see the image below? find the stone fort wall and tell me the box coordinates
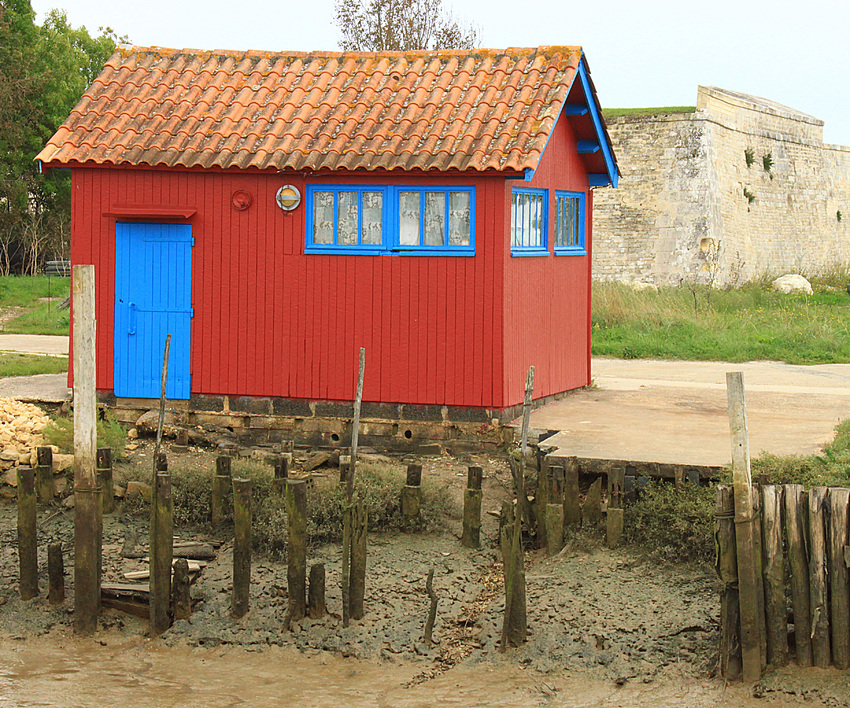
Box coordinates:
[593,86,850,286]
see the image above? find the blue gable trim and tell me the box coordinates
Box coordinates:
[576,57,618,188]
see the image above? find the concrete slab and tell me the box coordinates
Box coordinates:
[0,373,70,403]
[519,359,850,468]
[0,334,68,356]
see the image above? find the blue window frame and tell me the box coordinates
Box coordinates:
[510,187,548,256]
[304,185,475,256]
[554,191,586,255]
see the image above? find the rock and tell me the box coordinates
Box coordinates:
[629,281,658,292]
[53,454,74,472]
[63,495,75,509]
[772,274,813,295]
[303,452,331,471]
[53,476,68,496]
[113,484,126,498]
[135,410,178,436]
[126,480,152,502]
[127,428,138,439]
[2,468,18,486]
[0,449,19,463]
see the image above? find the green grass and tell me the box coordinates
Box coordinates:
[592,280,850,364]
[0,275,70,335]
[602,106,695,119]
[0,353,68,377]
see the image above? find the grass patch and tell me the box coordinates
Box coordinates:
[602,106,695,119]
[0,275,70,335]
[42,414,128,460]
[0,353,67,376]
[592,280,850,364]
[121,459,455,558]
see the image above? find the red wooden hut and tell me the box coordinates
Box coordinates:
[38,45,617,446]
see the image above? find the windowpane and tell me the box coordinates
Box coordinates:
[399,192,420,245]
[337,191,359,245]
[511,195,519,247]
[362,191,383,245]
[449,192,471,245]
[523,194,532,247]
[312,191,334,244]
[424,192,445,246]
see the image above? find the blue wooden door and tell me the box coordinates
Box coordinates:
[114,222,193,399]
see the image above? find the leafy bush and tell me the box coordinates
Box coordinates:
[42,413,128,460]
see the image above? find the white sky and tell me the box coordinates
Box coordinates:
[33,0,850,145]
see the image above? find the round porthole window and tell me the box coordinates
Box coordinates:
[276,185,301,212]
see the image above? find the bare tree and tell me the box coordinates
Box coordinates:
[335,0,479,52]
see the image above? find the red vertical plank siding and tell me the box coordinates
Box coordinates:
[70,161,593,411]
[501,113,592,410]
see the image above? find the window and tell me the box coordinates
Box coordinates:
[305,185,474,256]
[511,188,548,256]
[554,191,586,255]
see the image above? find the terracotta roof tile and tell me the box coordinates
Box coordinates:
[38,45,589,173]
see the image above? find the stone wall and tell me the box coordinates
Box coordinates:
[593,86,850,286]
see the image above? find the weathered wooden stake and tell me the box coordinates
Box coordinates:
[761,485,788,667]
[808,486,830,668]
[73,264,100,635]
[582,477,603,527]
[563,457,581,529]
[461,466,483,549]
[401,464,422,524]
[36,446,53,503]
[534,456,550,549]
[519,365,534,459]
[726,371,762,681]
[349,499,368,620]
[783,484,812,667]
[17,467,38,600]
[828,487,850,669]
[499,500,526,649]
[272,455,289,495]
[607,466,625,509]
[308,563,326,619]
[286,479,308,621]
[545,503,564,555]
[232,478,252,619]
[342,348,365,628]
[716,484,741,680]
[211,455,231,525]
[424,567,438,646]
[606,507,624,548]
[752,490,767,670]
[48,543,64,604]
[97,448,114,515]
[150,468,173,635]
[171,558,192,621]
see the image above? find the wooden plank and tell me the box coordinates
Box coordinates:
[563,457,581,528]
[716,485,741,679]
[725,371,762,681]
[783,484,812,667]
[808,487,831,668]
[761,485,788,667]
[829,487,850,669]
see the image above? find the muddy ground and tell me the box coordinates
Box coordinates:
[0,441,848,706]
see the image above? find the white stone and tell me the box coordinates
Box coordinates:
[772,274,813,295]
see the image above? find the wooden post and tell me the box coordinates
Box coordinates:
[461,466,483,549]
[545,503,564,555]
[582,477,603,528]
[17,467,38,600]
[401,464,422,524]
[761,485,788,667]
[607,466,625,509]
[349,499,368,620]
[232,478,252,619]
[808,487,830,668]
[606,507,624,548]
[783,484,812,667]
[829,487,850,669]
[36,446,53,503]
[424,568,438,646]
[171,558,192,621]
[563,457,581,529]
[508,457,534,535]
[272,455,289,495]
[342,348,365,628]
[286,479,308,621]
[150,469,173,635]
[499,500,526,649]
[97,448,114,515]
[726,371,762,681]
[73,264,100,635]
[48,543,64,604]
[752,489,767,670]
[308,563,327,619]
[716,485,741,680]
[211,455,231,525]
[520,365,534,459]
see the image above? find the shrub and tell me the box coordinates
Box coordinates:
[42,413,128,460]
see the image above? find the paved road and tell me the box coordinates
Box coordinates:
[0,334,68,356]
[525,359,850,467]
